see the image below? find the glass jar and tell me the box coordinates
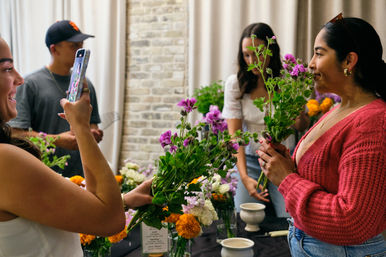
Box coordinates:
[216,208,237,243]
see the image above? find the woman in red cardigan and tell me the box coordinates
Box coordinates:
[257,16,386,256]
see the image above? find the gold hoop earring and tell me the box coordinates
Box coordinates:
[344,68,352,77]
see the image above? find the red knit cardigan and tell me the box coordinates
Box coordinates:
[279,98,386,245]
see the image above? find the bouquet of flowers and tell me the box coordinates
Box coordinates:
[116,160,154,193]
[248,35,314,189]
[164,175,219,257]
[126,99,256,257]
[306,91,341,126]
[28,132,70,170]
[210,169,238,239]
[68,175,128,257]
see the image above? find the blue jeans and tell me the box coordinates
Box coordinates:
[287,219,386,257]
[234,155,289,217]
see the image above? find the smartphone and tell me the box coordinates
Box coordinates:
[67,48,91,102]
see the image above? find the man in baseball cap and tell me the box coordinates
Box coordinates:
[9,20,103,178]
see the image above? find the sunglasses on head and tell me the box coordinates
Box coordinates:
[328,12,343,24]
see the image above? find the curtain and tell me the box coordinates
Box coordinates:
[0,0,126,171]
[188,0,386,95]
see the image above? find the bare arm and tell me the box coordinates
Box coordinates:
[11,127,78,150]
[227,118,269,202]
[0,88,125,236]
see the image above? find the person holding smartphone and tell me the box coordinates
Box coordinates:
[0,36,153,256]
[9,20,103,177]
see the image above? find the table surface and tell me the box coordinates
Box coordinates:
[110,215,291,257]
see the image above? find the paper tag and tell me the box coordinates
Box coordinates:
[141,223,168,254]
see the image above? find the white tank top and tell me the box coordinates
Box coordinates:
[0,217,83,257]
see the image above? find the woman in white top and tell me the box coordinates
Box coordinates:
[223,23,308,216]
[0,37,152,257]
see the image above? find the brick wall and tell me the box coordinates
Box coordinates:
[120,0,188,168]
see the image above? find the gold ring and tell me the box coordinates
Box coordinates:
[82,88,90,93]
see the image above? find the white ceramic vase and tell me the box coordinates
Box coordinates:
[239,203,266,232]
[220,237,254,257]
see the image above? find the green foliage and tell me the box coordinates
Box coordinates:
[127,102,257,232]
[193,81,224,114]
[83,237,111,257]
[249,35,314,143]
[248,35,314,190]
[28,133,70,170]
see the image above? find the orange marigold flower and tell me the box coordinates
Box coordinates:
[164,213,181,223]
[70,175,85,187]
[175,214,201,239]
[212,193,226,201]
[79,233,95,245]
[108,227,128,243]
[320,97,333,113]
[306,100,321,117]
[188,176,201,185]
[115,175,123,185]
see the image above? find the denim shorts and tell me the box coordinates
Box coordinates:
[287,218,386,257]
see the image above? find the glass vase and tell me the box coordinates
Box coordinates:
[168,229,191,257]
[216,208,237,243]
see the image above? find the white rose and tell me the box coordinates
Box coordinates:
[212,174,221,182]
[219,184,230,195]
[212,181,220,192]
[125,162,140,170]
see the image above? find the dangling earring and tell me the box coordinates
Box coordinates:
[344,68,352,77]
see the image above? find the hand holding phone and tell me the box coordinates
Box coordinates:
[67,48,90,102]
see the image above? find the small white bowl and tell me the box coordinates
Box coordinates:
[220,237,254,257]
[239,203,266,232]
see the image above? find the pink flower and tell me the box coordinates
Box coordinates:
[177,98,197,113]
[284,54,296,64]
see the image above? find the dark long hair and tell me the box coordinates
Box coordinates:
[0,121,41,159]
[237,23,282,98]
[323,17,386,101]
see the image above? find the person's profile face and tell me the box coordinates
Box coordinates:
[308,29,344,95]
[54,41,84,68]
[0,38,24,122]
[242,37,270,76]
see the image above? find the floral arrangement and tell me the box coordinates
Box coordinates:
[28,132,70,170]
[68,175,129,257]
[126,98,256,257]
[116,160,154,193]
[306,91,341,126]
[193,80,224,115]
[248,35,314,189]
[210,169,238,239]
[165,176,219,257]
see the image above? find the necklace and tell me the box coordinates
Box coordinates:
[47,67,67,97]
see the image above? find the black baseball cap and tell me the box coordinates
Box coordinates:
[45,20,94,48]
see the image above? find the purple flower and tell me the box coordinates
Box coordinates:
[177,98,197,113]
[290,64,306,77]
[284,54,296,64]
[290,67,299,77]
[183,138,191,147]
[231,143,239,151]
[159,130,172,148]
[283,63,290,70]
[203,105,228,134]
[297,64,306,73]
[315,90,341,103]
[272,36,276,40]
[169,145,178,153]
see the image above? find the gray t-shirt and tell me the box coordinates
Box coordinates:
[9,67,101,177]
